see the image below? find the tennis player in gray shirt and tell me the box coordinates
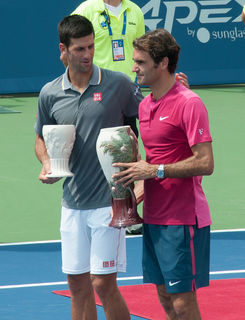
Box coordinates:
[35,15,142,320]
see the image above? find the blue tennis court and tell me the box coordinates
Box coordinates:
[1,230,245,320]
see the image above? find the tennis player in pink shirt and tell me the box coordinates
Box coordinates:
[113,29,214,320]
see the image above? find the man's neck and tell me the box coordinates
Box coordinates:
[68,68,93,93]
[151,74,176,101]
[104,0,122,7]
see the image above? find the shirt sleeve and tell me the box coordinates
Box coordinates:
[34,85,56,137]
[182,97,212,147]
[71,3,86,15]
[136,7,146,38]
[121,75,143,119]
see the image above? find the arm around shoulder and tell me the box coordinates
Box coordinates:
[242,8,245,24]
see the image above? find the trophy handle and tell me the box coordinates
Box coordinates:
[126,185,137,219]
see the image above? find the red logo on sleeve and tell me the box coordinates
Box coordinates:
[93,93,102,101]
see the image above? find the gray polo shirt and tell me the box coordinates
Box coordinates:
[35,65,143,210]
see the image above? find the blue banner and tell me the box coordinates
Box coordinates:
[0,0,244,94]
[139,0,245,85]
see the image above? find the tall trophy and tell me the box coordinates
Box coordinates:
[42,124,76,178]
[96,125,143,228]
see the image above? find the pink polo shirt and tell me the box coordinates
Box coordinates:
[139,82,212,227]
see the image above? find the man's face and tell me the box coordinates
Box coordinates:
[63,34,95,73]
[132,48,161,87]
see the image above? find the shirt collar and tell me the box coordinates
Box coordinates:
[95,0,130,13]
[62,64,101,91]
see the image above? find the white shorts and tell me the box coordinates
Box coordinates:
[60,206,126,275]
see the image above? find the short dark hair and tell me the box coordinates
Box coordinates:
[58,14,94,48]
[133,29,180,74]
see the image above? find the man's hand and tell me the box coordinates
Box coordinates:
[242,9,245,24]
[39,160,61,184]
[35,134,61,184]
[112,160,157,187]
[175,72,190,88]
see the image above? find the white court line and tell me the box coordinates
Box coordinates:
[1,271,245,290]
[1,228,245,247]
[210,270,245,275]
[0,281,68,290]
[0,277,142,290]
[0,228,245,246]
[0,230,244,290]
[211,229,245,233]
[0,240,61,246]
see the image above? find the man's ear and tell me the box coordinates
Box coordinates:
[160,56,169,69]
[59,43,66,54]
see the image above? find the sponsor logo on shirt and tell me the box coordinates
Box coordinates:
[103,260,115,268]
[93,93,102,101]
[199,128,204,135]
[159,116,169,121]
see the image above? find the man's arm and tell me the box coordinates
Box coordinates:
[35,134,60,184]
[242,7,245,24]
[164,141,214,178]
[133,180,144,205]
[112,142,214,185]
[123,116,138,137]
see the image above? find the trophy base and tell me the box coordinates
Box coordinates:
[109,197,143,229]
[109,216,143,228]
[47,159,74,178]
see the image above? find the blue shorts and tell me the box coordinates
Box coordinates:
[142,224,210,294]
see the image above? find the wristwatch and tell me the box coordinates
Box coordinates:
[156,164,165,179]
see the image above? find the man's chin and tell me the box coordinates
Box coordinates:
[136,77,144,85]
[138,80,148,86]
[80,65,92,73]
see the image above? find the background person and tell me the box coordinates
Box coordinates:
[112,29,214,320]
[61,0,145,82]
[35,14,143,320]
[61,0,190,86]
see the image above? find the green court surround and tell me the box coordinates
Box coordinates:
[0,86,244,243]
